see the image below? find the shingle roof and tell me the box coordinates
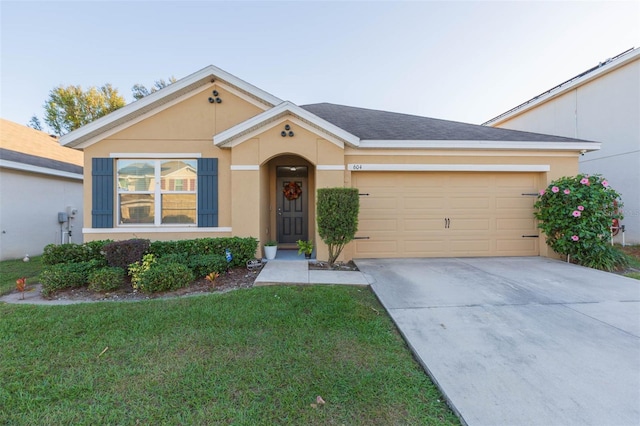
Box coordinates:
[0,119,84,168]
[300,103,592,143]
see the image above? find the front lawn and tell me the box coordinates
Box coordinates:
[0,255,42,296]
[0,286,459,425]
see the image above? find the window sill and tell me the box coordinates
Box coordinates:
[83,227,232,234]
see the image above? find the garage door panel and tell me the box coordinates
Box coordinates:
[353,172,539,258]
[449,197,491,209]
[497,218,537,231]
[405,218,446,231]
[496,239,538,254]
[360,219,397,231]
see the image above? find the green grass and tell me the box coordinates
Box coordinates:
[0,286,459,425]
[0,255,43,296]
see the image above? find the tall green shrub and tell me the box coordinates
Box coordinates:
[317,188,360,265]
[534,173,625,270]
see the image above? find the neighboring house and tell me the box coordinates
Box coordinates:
[59,66,598,261]
[483,47,640,244]
[0,119,84,260]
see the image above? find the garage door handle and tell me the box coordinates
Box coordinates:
[522,235,539,238]
[444,218,450,229]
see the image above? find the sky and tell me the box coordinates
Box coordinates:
[1,0,638,132]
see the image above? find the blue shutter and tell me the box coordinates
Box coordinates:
[198,158,218,227]
[92,158,114,228]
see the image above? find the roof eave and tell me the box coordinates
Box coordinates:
[60,65,284,149]
[483,47,640,126]
[214,101,361,148]
[358,140,601,152]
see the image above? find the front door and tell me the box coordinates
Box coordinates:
[277,173,307,244]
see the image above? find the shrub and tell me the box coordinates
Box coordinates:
[317,188,360,265]
[149,237,258,268]
[39,261,99,297]
[534,174,625,271]
[137,263,194,293]
[188,254,228,278]
[104,239,150,269]
[129,253,157,291]
[42,241,110,265]
[158,252,190,266]
[88,267,125,292]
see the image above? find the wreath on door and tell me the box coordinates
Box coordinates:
[283,181,302,201]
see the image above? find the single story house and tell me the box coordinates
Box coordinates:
[59,66,599,261]
[0,119,84,260]
[483,47,639,244]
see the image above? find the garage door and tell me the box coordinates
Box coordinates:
[352,172,540,258]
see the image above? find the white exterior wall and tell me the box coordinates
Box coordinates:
[491,56,640,244]
[0,169,84,260]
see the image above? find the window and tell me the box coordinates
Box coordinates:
[117,159,197,225]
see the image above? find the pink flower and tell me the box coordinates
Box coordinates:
[572,210,581,217]
[563,189,570,195]
[571,235,579,241]
[580,178,590,185]
[539,189,546,196]
[577,205,584,211]
[551,186,560,193]
[602,180,609,187]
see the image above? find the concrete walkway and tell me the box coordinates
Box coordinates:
[254,260,369,286]
[356,257,640,426]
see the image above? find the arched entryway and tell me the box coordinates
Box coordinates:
[265,155,315,249]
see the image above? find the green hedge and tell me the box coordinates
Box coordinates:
[42,241,111,265]
[137,263,194,293]
[149,237,258,268]
[88,267,125,292]
[40,260,102,297]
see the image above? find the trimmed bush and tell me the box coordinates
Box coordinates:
[88,267,125,292]
[158,252,190,266]
[317,188,360,265]
[39,261,99,297]
[104,239,150,269]
[42,241,111,265]
[149,237,258,268]
[188,254,228,278]
[137,263,194,293]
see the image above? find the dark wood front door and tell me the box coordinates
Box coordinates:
[277,177,307,244]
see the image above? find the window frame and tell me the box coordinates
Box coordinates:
[116,158,198,227]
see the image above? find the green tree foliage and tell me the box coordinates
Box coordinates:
[317,188,360,266]
[42,84,126,136]
[131,76,177,100]
[27,115,43,131]
[534,174,626,270]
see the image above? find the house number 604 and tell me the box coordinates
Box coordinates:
[352,164,363,170]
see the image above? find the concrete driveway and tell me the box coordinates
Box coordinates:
[355,257,640,426]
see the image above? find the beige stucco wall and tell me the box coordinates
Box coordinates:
[79,78,583,261]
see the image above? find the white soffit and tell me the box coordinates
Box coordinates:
[347,163,551,172]
[358,139,601,152]
[214,101,360,148]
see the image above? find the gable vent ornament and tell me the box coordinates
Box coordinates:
[208,89,222,104]
[281,124,294,137]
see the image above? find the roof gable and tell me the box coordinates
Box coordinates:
[59,65,283,149]
[214,101,360,148]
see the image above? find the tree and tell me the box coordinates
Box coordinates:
[131,76,177,100]
[534,173,627,271]
[27,115,43,131]
[316,188,360,266]
[42,84,126,136]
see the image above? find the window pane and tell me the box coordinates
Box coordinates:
[161,160,197,192]
[120,194,154,224]
[162,194,196,224]
[118,160,155,192]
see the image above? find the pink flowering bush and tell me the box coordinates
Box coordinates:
[534,174,627,270]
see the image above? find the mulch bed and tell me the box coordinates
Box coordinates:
[48,260,360,302]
